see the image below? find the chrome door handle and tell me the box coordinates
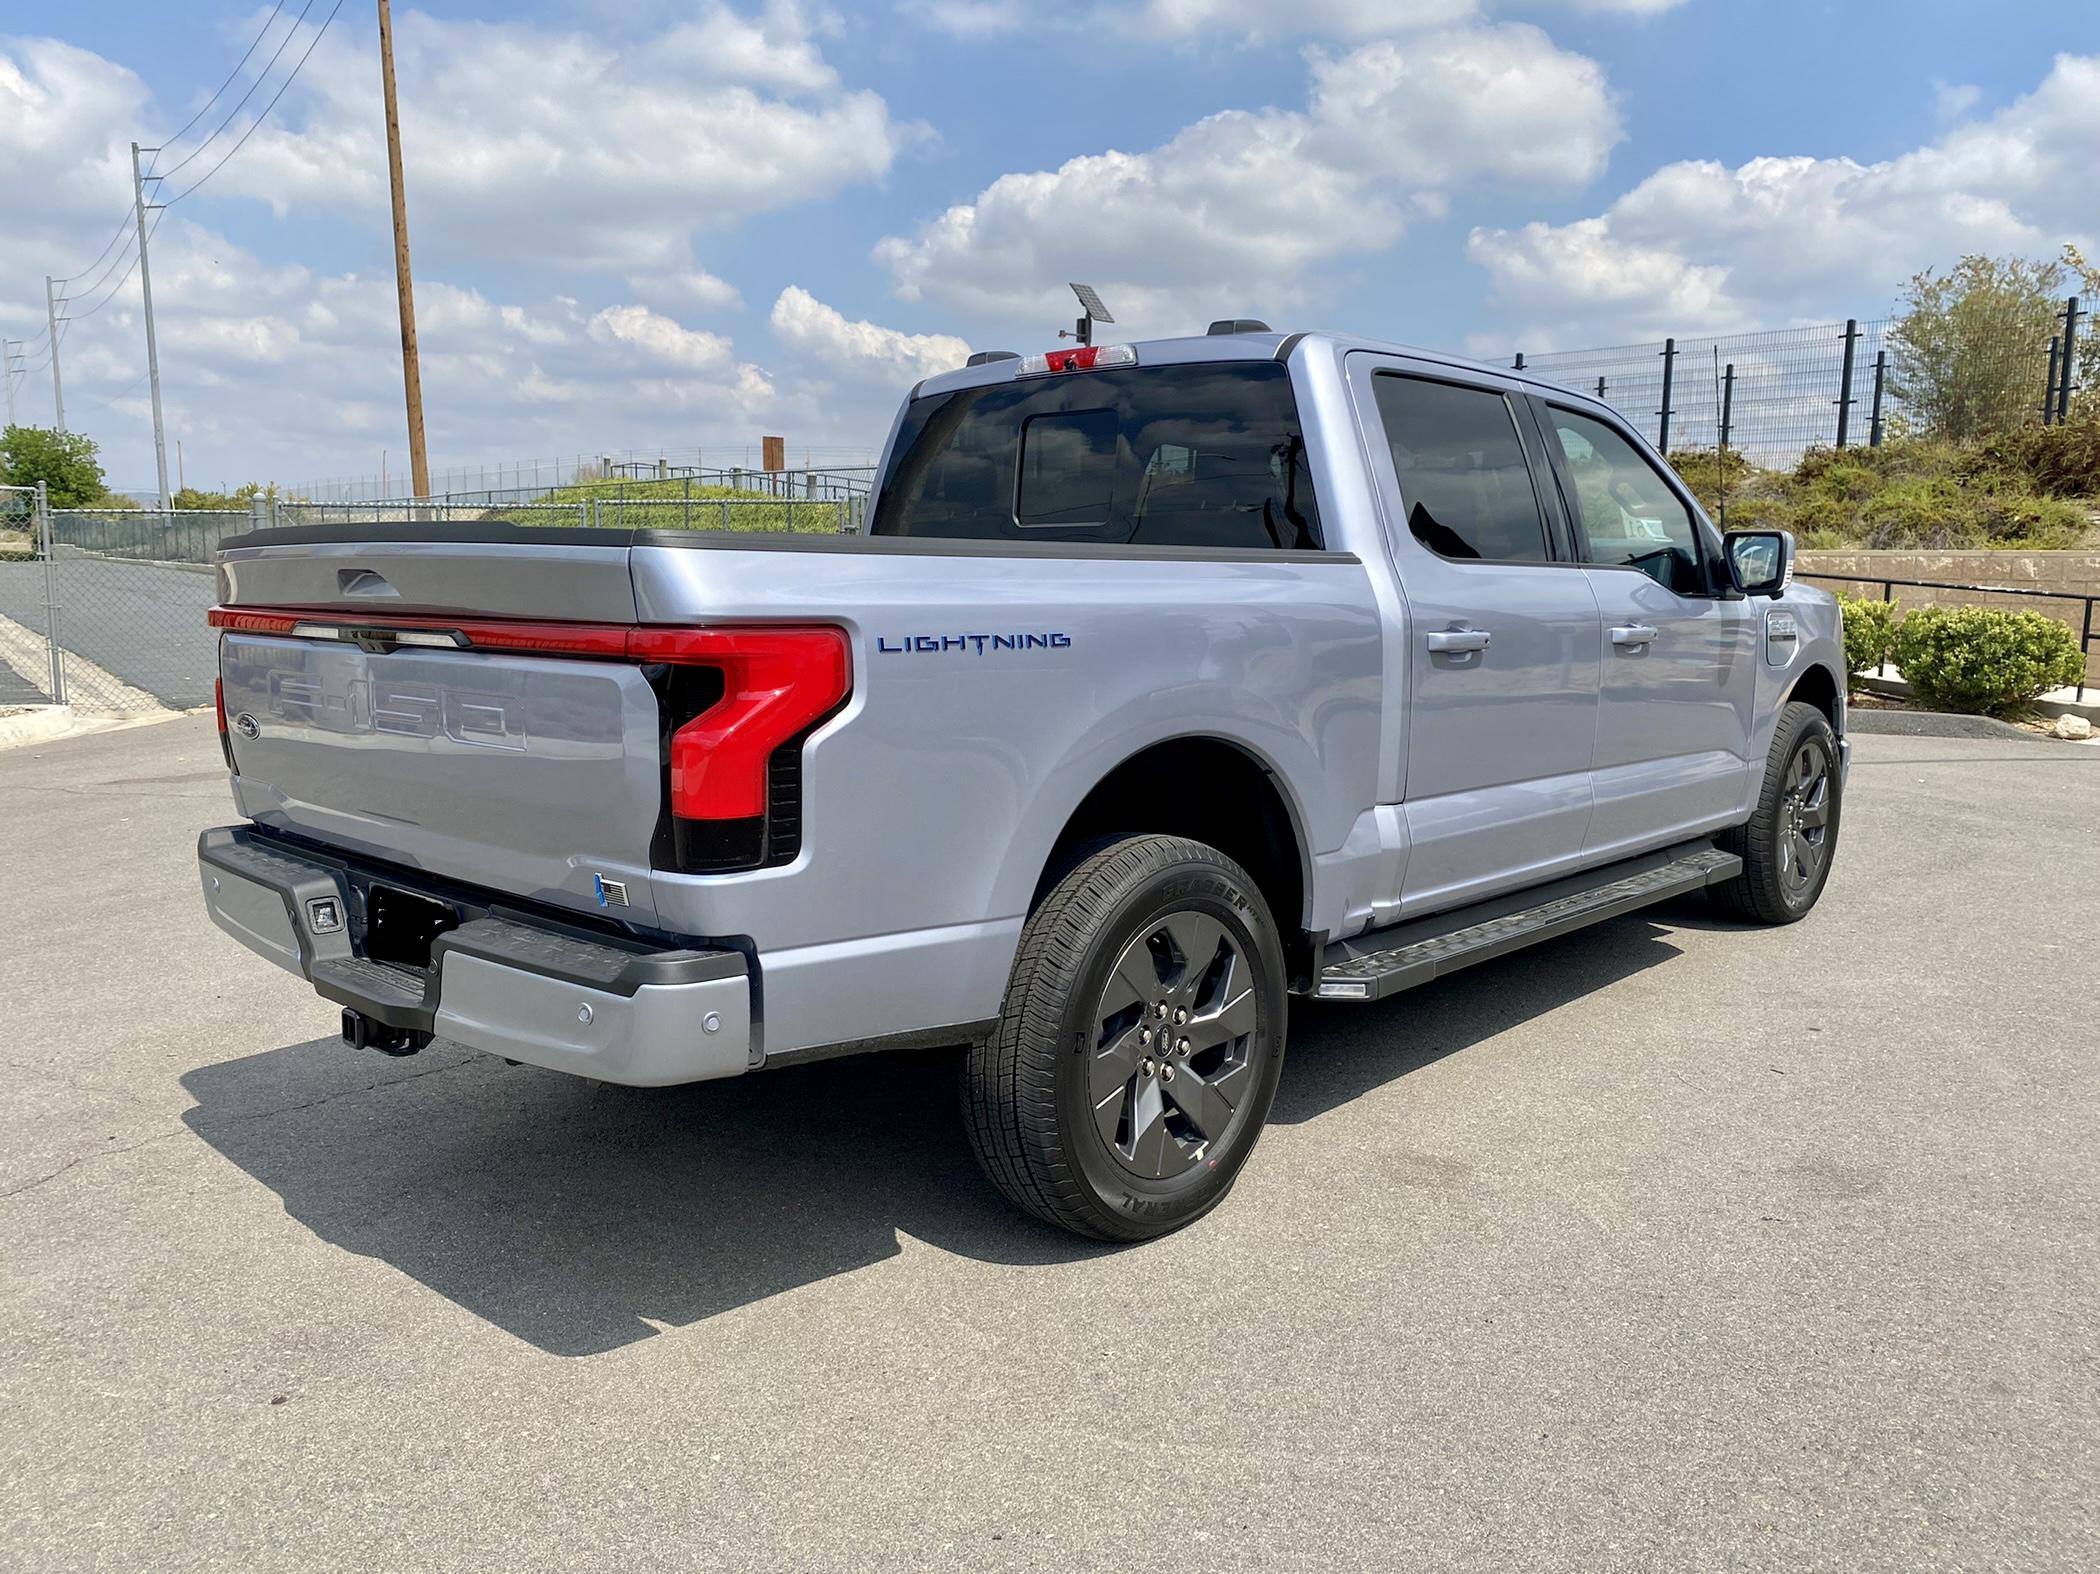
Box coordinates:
[1610,624,1659,648]
[1425,628,1492,654]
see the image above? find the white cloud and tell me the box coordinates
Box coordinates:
[902,0,1684,42]
[875,24,1619,336]
[629,271,746,313]
[188,5,916,277]
[1933,79,1981,121]
[587,304,736,372]
[0,23,893,492]
[897,0,1029,36]
[1119,0,1476,39]
[1466,51,2100,344]
[769,286,971,379]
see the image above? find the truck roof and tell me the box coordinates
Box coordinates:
[911,329,1565,405]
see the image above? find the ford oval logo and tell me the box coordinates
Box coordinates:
[232,712,262,740]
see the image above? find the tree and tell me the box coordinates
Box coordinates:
[0,425,109,506]
[1888,248,2100,442]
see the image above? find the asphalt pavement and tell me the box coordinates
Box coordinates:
[2,715,2094,1571]
[0,556,217,708]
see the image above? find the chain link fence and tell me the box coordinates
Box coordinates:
[291,450,879,504]
[0,483,867,719]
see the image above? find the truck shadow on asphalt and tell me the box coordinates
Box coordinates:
[178,911,1699,1358]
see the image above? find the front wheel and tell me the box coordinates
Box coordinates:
[1711,700,1842,924]
[963,835,1288,1241]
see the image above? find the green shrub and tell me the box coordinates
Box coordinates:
[1892,604,2087,715]
[1970,409,2100,498]
[1835,592,1900,681]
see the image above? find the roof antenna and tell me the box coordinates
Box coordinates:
[1059,283,1115,348]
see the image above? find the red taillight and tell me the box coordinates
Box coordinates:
[658,627,850,821]
[208,608,303,636]
[213,676,236,770]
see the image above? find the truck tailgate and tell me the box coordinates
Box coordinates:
[215,536,666,925]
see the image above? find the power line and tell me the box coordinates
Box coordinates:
[161,0,348,208]
[52,0,294,285]
[149,0,292,172]
[151,0,320,184]
[58,222,139,305]
[55,213,135,288]
[57,214,162,325]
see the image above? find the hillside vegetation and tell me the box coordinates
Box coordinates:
[1669,411,2100,551]
[482,475,855,534]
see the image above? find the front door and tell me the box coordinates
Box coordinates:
[1352,358,1602,916]
[1530,400,1758,855]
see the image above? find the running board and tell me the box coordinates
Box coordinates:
[1314,845,1741,1002]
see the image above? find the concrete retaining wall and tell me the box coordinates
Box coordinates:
[1796,550,2100,685]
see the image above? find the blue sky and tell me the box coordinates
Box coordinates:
[3,1,2096,495]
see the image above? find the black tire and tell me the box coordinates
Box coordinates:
[964,835,1288,1241]
[1711,700,1842,924]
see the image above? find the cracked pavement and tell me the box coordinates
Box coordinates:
[2,713,2096,1572]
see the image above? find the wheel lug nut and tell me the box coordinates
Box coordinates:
[1161,1064,1176,1082]
[1138,1028,1151,1046]
[1173,1008,1187,1025]
[1140,1058,1155,1078]
[1177,1038,1189,1056]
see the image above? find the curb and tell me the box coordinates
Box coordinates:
[0,705,77,750]
[1856,670,2100,726]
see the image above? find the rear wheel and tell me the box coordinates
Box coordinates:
[964,834,1287,1241]
[1711,700,1841,924]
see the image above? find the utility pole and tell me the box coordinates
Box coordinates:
[377,0,430,500]
[3,339,19,427]
[44,277,66,432]
[131,142,173,514]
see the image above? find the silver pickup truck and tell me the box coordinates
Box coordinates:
[199,328,1847,1240]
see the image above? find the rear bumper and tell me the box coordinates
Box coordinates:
[197,826,753,1086]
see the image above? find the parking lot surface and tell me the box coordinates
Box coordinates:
[0,557,218,708]
[2,715,2094,1572]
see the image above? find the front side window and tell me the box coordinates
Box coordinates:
[1372,375,1550,563]
[872,361,1321,550]
[1547,408,1704,593]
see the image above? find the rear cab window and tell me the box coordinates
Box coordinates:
[1371,374,1553,563]
[871,361,1323,550]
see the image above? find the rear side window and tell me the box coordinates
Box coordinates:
[1372,374,1550,563]
[872,361,1322,550]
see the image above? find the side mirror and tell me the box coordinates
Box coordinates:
[1724,529,1792,598]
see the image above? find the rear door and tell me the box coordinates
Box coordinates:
[1529,399,1758,855]
[1350,357,1601,914]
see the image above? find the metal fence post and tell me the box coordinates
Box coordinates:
[721,497,731,531]
[2043,335,2061,426]
[1512,352,1525,371]
[1834,318,1859,448]
[1719,363,1735,454]
[2057,296,2082,423]
[1656,338,1676,452]
[1869,350,1888,448]
[36,481,64,705]
[1595,375,1607,402]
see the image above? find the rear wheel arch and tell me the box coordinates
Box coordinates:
[1034,736,1315,986]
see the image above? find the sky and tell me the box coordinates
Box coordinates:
[2,0,2096,496]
